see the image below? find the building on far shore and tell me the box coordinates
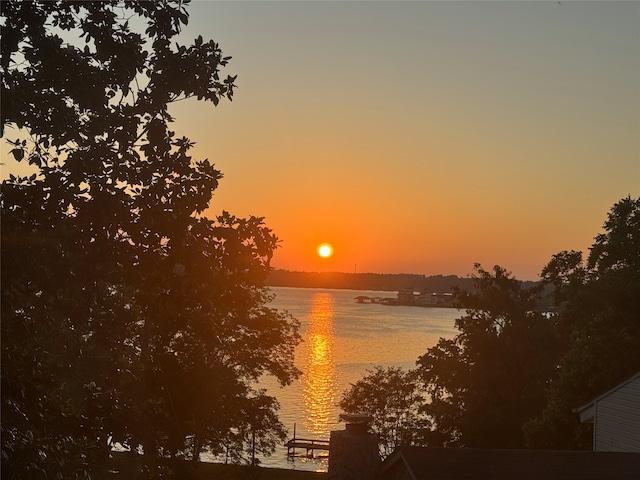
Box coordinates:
[354,289,455,308]
[414,290,455,307]
[374,288,456,308]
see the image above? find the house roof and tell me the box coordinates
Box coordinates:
[377,446,640,480]
[574,371,640,423]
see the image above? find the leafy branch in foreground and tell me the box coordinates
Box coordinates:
[1,2,299,478]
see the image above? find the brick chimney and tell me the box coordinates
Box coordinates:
[328,414,381,480]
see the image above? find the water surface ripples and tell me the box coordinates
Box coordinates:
[258,287,460,471]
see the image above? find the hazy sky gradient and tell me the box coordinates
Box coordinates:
[5,1,637,280]
[167,0,640,280]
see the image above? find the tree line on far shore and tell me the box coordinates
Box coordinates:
[341,196,640,457]
[266,270,477,293]
[266,270,547,294]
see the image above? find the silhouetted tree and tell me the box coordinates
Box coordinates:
[341,198,640,453]
[1,1,300,478]
[416,265,561,448]
[340,366,430,458]
[525,196,640,448]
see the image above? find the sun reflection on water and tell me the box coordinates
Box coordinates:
[303,293,336,437]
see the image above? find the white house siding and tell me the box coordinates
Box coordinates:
[594,376,640,452]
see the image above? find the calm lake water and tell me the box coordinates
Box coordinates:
[256,286,461,472]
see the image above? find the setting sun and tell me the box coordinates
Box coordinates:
[317,243,333,258]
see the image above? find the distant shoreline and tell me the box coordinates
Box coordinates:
[265,269,477,293]
[266,270,553,310]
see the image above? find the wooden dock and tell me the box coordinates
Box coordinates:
[285,437,330,459]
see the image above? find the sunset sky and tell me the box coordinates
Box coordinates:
[6,1,640,281]
[168,0,640,280]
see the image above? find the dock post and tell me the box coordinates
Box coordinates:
[292,423,296,457]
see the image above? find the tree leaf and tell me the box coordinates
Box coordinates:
[10,148,24,162]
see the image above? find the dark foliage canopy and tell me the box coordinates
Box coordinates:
[1,1,300,478]
[341,196,640,452]
[526,196,640,448]
[416,265,561,448]
[339,366,430,458]
[340,266,560,451]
